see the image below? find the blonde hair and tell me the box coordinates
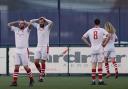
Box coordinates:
[104,22,116,34]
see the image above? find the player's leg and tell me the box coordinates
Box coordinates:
[22,49,34,86]
[34,48,41,73]
[10,52,21,86]
[91,54,97,85]
[111,57,118,79]
[10,65,20,86]
[109,51,118,79]
[105,57,111,78]
[39,46,48,82]
[24,65,34,86]
[39,60,46,82]
[104,51,110,78]
[41,60,46,76]
[34,59,41,72]
[97,54,105,85]
[91,62,97,85]
[98,62,104,84]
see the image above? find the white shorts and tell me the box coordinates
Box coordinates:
[91,53,104,63]
[14,48,29,66]
[104,51,116,60]
[34,46,49,60]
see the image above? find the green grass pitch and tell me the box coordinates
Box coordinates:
[0,76,128,89]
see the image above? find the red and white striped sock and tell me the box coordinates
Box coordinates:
[26,68,33,80]
[98,68,103,81]
[112,60,118,73]
[92,69,96,81]
[39,62,45,79]
[13,69,19,82]
[105,62,110,74]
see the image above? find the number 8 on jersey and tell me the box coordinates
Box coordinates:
[93,31,98,39]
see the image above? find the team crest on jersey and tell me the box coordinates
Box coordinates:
[16,31,24,37]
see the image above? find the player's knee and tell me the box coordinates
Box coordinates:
[15,65,19,70]
[111,58,116,62]
[104,60,108,63]
[41,60,46,64]
[34,59,39,64]
[14,67,19,71]
[98,64,102,68]
[24,65,29,69]
[92,64,96,69]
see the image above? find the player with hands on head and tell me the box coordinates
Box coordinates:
[30,17,53,82]
[8,19,34,87]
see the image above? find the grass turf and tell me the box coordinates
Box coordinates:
[0,76,128,89]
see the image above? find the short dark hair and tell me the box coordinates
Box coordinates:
[94,19,100,25]
[39,18,46,23]
[39,17,44,20]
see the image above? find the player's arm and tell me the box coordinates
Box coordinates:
[41,17,53,29]
[82,36,91,47]
[82,31,91,47]
[102,29,110,47]
[24,21,32,29]
[30,19,39,23]
[30,19,39,28]
[102,34,111,47]
[115,38,118,42]
[8,21,19,28]
[115,34,118,42]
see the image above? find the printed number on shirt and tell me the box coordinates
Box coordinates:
[93,31,98,39]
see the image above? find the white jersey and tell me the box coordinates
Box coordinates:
[83,27,108,54]
[32,23,51,47]
[104,33,117,51]
[11,26,30,48]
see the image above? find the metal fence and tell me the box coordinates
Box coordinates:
[0,0,128,47]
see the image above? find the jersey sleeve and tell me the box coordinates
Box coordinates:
[11,26,19,32]
[47,23,53,30]
[115,34,118,39]
[24,27,31,33]
[32,23,38,28]
[83,30,89,38]
[44,18,53,30]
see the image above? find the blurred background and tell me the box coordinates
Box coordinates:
[0,0,128,47]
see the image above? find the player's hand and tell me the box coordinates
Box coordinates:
[24,20,27,23]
